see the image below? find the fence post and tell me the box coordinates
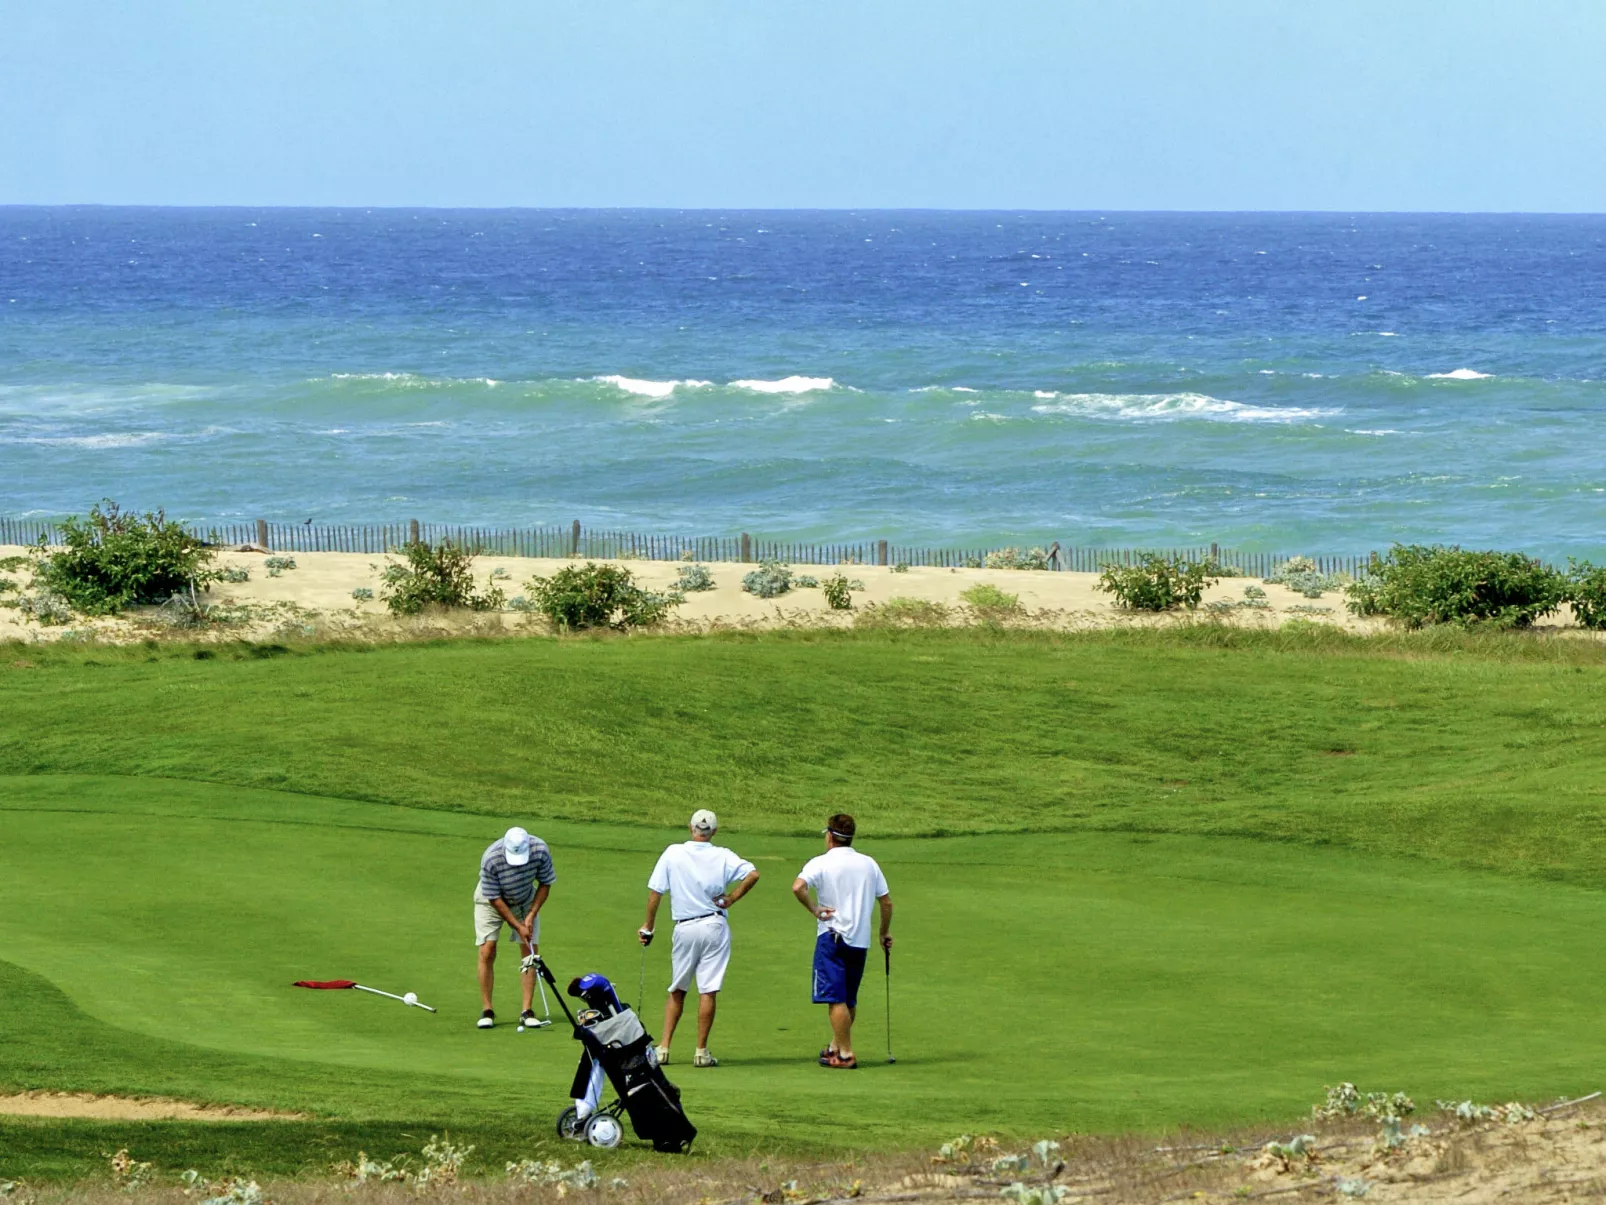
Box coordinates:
[740,533,752,563]
[877,539,889,567]
[255,518,269,550]
[571,520,581,557]
[407,518,420,545]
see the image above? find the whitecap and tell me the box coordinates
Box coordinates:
[1425,368,1492,380]
[591,375,712,398]
[728,376,835,394]
[1033,390,1058,399]
[1029,392,1337,424]
[1350,428,1402,436]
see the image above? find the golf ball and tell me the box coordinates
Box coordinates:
[402,992,418,1006]
[516,1025,525,1033]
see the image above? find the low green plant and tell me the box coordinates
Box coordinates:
[0,579,16,595]
[675,563,716,592]
[1098,554,1217,611]
[1347,545,1565,628]
[0,555,31,572]
[1265,556,1348,598]
[960,583,1022,614]
[892,562,910,573]
[379,542,505,615]
[1312,1082,1415,1122]
[855,597,950,628]
[822,573,856,610]
[984,547,1052,571]
[17,590,73,625]
[219,566,251,584]
[794,575,820,589]
[505,1158,601,1189]
[525,562,682,631]
[1566,559,1606,629]
[30,501,218,616]
[742,560,793,599]
[263,556,297,578]
[350,587,374,602]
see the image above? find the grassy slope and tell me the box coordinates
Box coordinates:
[3,628,1606,881]
[4,628,1606,1178]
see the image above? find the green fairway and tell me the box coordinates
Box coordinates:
[3,629,1606,1177]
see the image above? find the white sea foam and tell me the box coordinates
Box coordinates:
[1425,368,1493,380]
[1350,428,1402,436]
[1033,390,1057,399]
[592,375,712,398]
[1029,392,1337,424]
[728,376,836,394]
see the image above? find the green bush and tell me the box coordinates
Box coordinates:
[1264,555,1348,599]
[675,563,715,592]
[1567,560,1606,630]
[31,501,218,616]
[855,597,950,628]
[220,566,251,584]
[1097,554,1217,612]
[821,573,856,610]
[984,547,1052,571]
[741,560,793,599]
[525,562,682,631]
[379,541,505,616]
[1345,544,1565,629]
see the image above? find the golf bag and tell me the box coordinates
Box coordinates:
[531,959,697,1153]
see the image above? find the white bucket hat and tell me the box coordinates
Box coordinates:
[503,825,533,866]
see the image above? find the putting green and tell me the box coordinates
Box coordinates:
[3,773,1605,1156]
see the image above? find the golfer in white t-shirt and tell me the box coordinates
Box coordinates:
[792,812,892,1070]
[638,809,760,1068]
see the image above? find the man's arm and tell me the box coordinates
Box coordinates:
[491,896,530,943]
[792,876,834,920]
[525,882,550,923]
[878,892,894,950]
[716,869,760,910]
[640,890,663,944]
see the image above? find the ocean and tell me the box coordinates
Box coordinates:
[3,207,1604,557]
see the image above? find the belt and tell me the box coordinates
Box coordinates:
[676,912,724,924]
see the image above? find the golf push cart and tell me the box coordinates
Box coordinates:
[524,954,696,1153]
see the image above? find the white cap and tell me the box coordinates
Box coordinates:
[503,826,533,866]
[689,809,718,835]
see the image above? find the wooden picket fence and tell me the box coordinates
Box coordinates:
[0,514,1378,577]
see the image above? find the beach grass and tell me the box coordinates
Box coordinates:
[3,626,1606,1179]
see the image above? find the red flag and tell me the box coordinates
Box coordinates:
[294,980,357,989]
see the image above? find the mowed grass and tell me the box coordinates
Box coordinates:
[3,627,1606,1177]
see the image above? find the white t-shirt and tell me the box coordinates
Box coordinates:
[647,841,757,922]
[797,846,890,949]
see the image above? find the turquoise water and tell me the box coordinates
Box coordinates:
[3,208,1604,556]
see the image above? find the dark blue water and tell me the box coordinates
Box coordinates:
[3,207,1605,555]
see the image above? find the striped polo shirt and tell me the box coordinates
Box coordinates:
[474,837,556,909]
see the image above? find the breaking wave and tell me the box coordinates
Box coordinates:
[1029,392,1338,424]
[1425,368,1493,380]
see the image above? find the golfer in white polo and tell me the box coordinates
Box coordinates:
[638,809,760,1067]
[792,812,892,1070]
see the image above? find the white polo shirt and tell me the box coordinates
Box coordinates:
[647,840,757,922]
[797,845,889,949]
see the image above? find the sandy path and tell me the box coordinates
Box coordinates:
[0,1090,298,1120]
[5,544,1579,644]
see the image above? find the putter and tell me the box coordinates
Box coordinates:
[520,937,554,1028]
[884,946,895,1063]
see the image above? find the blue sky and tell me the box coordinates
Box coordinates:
[3,0,1604,210]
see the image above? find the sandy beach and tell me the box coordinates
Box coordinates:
[0,543,1433,644]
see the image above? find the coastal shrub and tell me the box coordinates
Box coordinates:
[855,597,950,628]
[263,555,297,578]
[1566,559,1606,629]
[1097,554,1218,611]
[960,583,1024,623]
[1265,555,1347,598]
[892,562,910,573]
[18,590,73,625]
[742,559,793,599]
[794,575,820,589]
[674,563,716,592]
[30,501,218,616]
[0,555,30,572]
[821,572,856,610]
[984,546,1052,571]
[350,587,374,602]
[379,541,505,615]
[1346,544,1565,628]
[525,562,682,631]
[219,565,251,584]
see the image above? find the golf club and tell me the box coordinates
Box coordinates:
[293,979,437,1013]
[884,945,895,1063]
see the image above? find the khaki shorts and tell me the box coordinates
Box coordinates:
[474,899,539,947]
[669,914,731,994]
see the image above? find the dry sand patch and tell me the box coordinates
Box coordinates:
[0,1090,299,1121]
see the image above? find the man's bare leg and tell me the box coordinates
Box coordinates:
[477,941,497,1012]
[696,992,718,1049]
[829,1002,855,1061]
[661,989,687,1054]
[521,941,537,1014]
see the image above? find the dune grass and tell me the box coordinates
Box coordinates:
[3,626,1606,1179]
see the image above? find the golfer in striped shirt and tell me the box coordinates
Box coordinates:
[474,826,556,1030]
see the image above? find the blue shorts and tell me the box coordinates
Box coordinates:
[811,932,869,1007]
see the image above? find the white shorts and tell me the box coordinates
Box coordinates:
[668,914,731,994]
[474,899,539,947]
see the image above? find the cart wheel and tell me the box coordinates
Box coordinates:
[556,1106,585,1141]
[585,1113,623,1149]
